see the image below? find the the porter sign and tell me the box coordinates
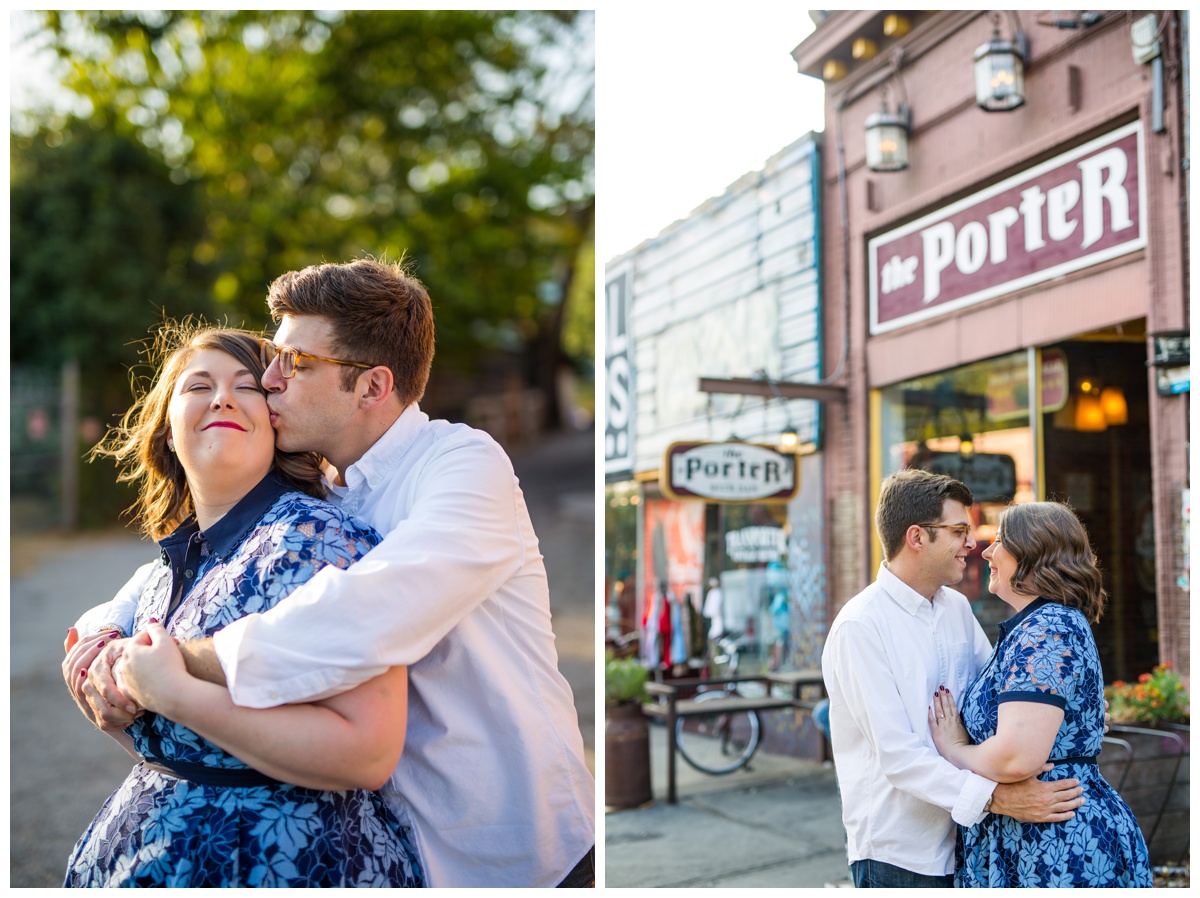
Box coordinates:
[869,122,1145,334]
[662,441,799,503]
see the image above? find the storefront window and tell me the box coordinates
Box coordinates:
[878,350,1038,631]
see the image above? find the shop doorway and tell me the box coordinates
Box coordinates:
[704,502,790,671]
[1042,331,1158,683]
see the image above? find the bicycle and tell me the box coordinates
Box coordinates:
[673,632,762,774]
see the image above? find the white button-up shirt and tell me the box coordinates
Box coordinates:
[821,563,995,876]
[80,405,594,888]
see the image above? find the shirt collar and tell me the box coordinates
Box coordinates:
[877,562,939,615]
[159,468,291,558]
[340,403,426,494]
[996,596,1053,640]
[158,516,200,553]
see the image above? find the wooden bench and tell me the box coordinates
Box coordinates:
[644,670,826,804]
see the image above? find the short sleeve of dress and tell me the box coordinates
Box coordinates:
[995,607,1088,710]
[162,495,383,639]
[253,499,382,613]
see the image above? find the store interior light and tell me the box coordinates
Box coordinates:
[1100,386,1128,425]
[1074,393,1108,431]
[974,13,1028,112]
[1053,374,1128,432]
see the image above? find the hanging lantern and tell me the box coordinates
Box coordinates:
[865,103,911,172]
[974,25,1027,112]
[778,425,800,454]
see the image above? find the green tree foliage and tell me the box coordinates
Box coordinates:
[18,9,594,420]
[10,120,215,406]
[10,122,219,527]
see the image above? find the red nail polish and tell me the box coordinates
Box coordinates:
[97,640,106,649]
[80,669,87,677]
[149,617,158,624]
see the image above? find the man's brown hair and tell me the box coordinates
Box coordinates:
[875,469,974,561]
[266,257,435,406]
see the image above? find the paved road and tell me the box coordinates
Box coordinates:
[9,426,597,887]
[511,426,597,773]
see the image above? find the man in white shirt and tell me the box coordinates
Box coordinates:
[822,469,1085,888]
[66,258,595,887]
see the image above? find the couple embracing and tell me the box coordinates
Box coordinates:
[62,258,595,887]
[823,469,1152,888]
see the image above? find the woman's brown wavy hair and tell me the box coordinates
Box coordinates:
[997,501,1107,623]
[90,321,326,541]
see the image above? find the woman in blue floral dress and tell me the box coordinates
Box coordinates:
[62,325,424,887]
[929,501,1151,887]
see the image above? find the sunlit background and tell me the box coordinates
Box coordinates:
[10,10,595,529]
[596,5,823,262]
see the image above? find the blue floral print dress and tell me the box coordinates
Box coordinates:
[955,598,1151,887]
[65,472,424,887]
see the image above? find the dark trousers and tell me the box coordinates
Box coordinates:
[851,859,954,888]
[557,846,595,887]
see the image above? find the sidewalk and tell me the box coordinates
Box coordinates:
[603,722,852,888]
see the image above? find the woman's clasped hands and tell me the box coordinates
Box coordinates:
[112,622,186,717]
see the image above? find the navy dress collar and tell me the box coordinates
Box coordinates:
[159,469,292,554]
[157,470,295,615]
[996,596,1054,641]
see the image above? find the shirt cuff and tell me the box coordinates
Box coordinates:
[213,614,262,706]
[952,771,997,826]
[75,609,131,637]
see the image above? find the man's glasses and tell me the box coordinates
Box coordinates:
[259,339,373,380]
[921,523,973,541]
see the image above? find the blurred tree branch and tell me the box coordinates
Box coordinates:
[16,10,594,421]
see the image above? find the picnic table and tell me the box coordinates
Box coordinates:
[643,670,827,804]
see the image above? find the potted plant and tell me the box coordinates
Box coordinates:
[605,650,653,808]
[1106,662,1190,727]
[1103,663,1190,866]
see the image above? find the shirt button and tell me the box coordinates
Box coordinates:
[184,569,194,579]
[268,690,279,700]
